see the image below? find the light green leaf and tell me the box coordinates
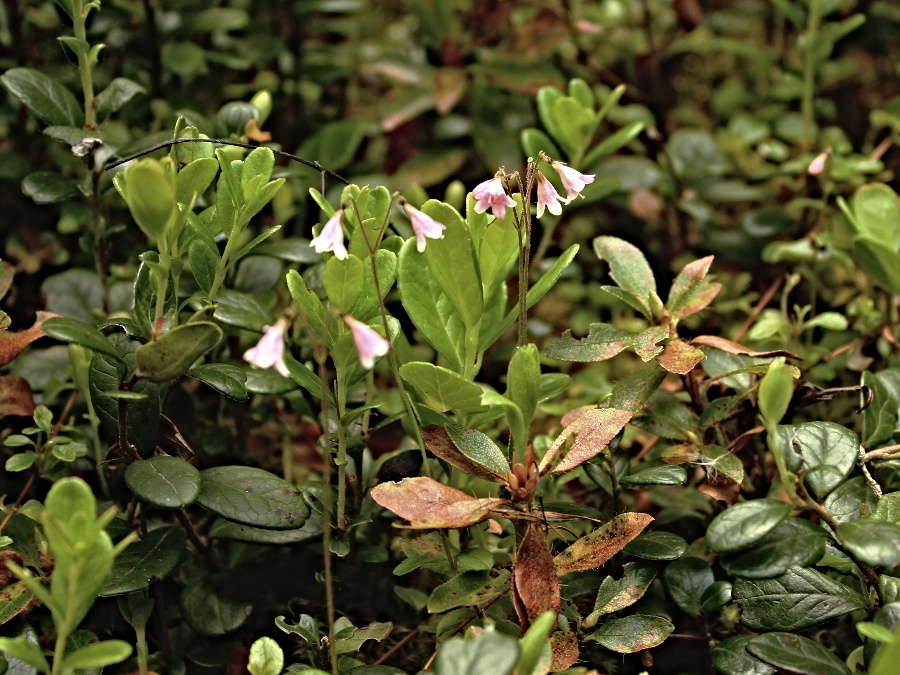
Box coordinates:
[400,362,485,413]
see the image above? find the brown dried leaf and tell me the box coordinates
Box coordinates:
[514,524,560,624]
[690,335,801,360]
[667,256,721,318]
[550,631,579,671]
[658,339,705,375]
[0,311,56,366]
[420,424,506,482]
[371,477,507,529]
[0,376,36,418]
[539,408,633,475]
[554,513,654,576]
[698,479,741,505]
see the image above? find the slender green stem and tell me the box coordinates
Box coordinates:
[71,0,96,129]
[206,214,240,302]
[335,367,348,528]
[801,0,823,149]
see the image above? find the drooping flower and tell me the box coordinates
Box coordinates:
[535,171,566,218]
[472,177,516,220]
[344,315,390,369]
[309,210,348,260]
[243,317,290,377]
[807,150,829,176]
[403,204,446,252]
[552,161,595,201]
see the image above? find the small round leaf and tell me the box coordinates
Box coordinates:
[125,456,201,508]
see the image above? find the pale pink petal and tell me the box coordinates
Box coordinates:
[808,152,828,176]
[309,210,347,260]
[472,177,515,220]
[243,318,289,374]
[535,171,565,218]
[552,162,595,200]
[403,204,446,252]
[344,316,390,369]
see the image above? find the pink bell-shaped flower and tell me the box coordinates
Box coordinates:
[309,209,348,260]
[472,177,516,220]
[403,204,446,252]
[551,161,595,201]
[344,315,390,369]
[535,171,566,218]
[243,317,291,377]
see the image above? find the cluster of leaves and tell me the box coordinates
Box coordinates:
[3,1,900,675]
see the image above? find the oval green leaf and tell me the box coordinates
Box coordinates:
[706,499,792,554]
[101,526,187,596]
[196,466,309,529]
[135,321,223,382]
[125,456,201,509]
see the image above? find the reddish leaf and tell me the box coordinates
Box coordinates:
[667,256,721,318]
[0,311,56,366]
[554,513,654,575]
[658,339,705,375]
[690,335,800,360]
[545,324,634,362]
[550,631,580,671]
[0,376,36,418]
[539,408,632,475]
[371,477,507,529]
[633,325,669,362]
[514,523,560,624]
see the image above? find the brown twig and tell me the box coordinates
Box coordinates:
[735,275,784,342]
[374,628,419,665]
[0,472,37,534]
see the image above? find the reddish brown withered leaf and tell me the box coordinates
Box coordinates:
[514,523,560,624]
[554,513,654,576]
[0,311,56,366]
[667,255,721,318]
[539,408,632,475]
[0,376,36,418]
[658,339,705,375]
[632,325,669,362]
[420,424,508,482]
[690,335,800,360]
[550,630,580,671]
[371,477,507,529]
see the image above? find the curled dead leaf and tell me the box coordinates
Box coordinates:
[370,477,507,529]
[0,376,36,418]
[539,408,632,475]
[690,335,800,360]
[0,311,57,366]
[554,513,654,576]
[514,523,560,624]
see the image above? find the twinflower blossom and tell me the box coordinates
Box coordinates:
[535,171,566,218]
[403,204,446,252]
[344,315,390,369]
[807,150,830,176]
[309,210,348,260]
[243,317,291,377]
[472,177,516,220]
[552,161,595,201]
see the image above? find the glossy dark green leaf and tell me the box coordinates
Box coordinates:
[608,365,666,413]
[836,519,900,568]
[706,499,792,554]
[188,363,248,401]
[825,476,879,524]
[101,526,186,596]
[21,171,79,204]
[94,77,145,121]
[586,615,674,653]
[1,67,81,126]
[711,635,776,675]
[791,422,859,496]
[746,632,851,675]
[721,517,827,579]
[197,466,309,528]
[621,464,687,486]
[244,367,296,395]
[700,580,732,611]
[42,317,122,361]
[125,456,201,508]
[623,531,688,560]
[400,362,484,413]
[208,511,323,544]
[664,557,715,615]
[732,566,865,631]
[89,334,161,456]
[214,289,273,331]
[180,575,248,636]
[135,321,223,382]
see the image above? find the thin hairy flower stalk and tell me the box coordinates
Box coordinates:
[315,353,338,675]
[509,161,536,347]
[334,376,349,528]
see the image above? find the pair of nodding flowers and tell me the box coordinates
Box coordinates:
[246,160,594,373]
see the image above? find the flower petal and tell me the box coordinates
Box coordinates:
[344,315,390,369]
[309,210,347,260]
